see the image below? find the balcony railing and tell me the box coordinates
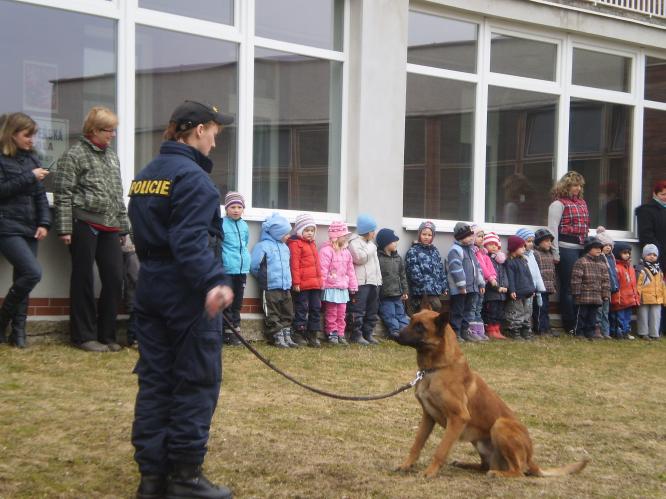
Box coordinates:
[582,0,665,19]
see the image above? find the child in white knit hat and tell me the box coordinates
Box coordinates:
[287,213,323,347]
[636,244,665,340]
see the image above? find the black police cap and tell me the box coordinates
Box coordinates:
[170,100,234,131]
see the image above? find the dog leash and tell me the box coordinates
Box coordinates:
[222,313,422,401]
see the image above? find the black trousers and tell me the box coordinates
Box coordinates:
[349,284,379,336]
[69,220,123,345]
[574,304,600,338]
[292,288,322,332]
[225,274,247,330]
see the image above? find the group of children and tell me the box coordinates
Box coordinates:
[219,191,665,347]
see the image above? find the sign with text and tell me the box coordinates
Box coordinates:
[33,117,69,170]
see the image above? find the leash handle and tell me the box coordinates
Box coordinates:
[221,312,416,402]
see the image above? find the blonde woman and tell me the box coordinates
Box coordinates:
[0,112,50,348]
[54,106,130,352]
[547,171,590,334]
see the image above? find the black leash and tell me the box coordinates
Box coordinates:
[221,313,421,401]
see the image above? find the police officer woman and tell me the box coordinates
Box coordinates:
[129,101,234,499]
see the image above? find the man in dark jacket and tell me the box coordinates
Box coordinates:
[636,180,666,334]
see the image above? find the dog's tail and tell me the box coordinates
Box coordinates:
[530,458,590,477]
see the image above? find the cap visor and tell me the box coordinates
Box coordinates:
[213,111,234,126]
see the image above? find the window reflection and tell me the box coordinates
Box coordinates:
[569,99,631,230]
[641,108,666,203]
[0,1,116,192]
[572,48,630,92]
[645,56,666,103]
[485,87,557,225]
[403,74,475,220]
[139,0,233,25]
[135,26,238,193]
[252,48,342,212]
[490,34,556,81]
[407,11,477,73]
[255,0,344,51]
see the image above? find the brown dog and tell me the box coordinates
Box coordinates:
[396,309,589,478]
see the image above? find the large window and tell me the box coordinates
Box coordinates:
[403,74,475,220]
[486,87,557,225]
[0,0,116,189]
[252,48,342,212]
[569,100,631,230]
[252,0,344,213]
[404,7,655,236]
[135,26,238,193]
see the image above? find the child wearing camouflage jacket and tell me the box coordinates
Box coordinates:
[405,221,448,313]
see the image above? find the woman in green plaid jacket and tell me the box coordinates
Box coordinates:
[53,106,130,353]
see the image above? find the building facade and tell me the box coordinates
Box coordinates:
[0,0,664,321]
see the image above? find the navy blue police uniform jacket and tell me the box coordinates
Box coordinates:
[128,141,230,473]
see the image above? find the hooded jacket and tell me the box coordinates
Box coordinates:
[636,261,665,305]
[348,234,382,286]
[611,244,640,311]
[0,150,51,236]
[319,241,358,292]
[405,242,448,296]
[287,236,323,291]
[570,253,611,305]
[505,255,536,299]
[250,213,292,290]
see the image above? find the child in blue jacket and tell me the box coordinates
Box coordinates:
[250,212,295,348]
[405,221,448,313]
[221,192,251,345]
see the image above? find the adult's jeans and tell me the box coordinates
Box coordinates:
[0,236,41,301]
[557,246,583,332]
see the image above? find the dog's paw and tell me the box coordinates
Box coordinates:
[394,464,413,473]
[486,470,499,478]
[423,466,440,479]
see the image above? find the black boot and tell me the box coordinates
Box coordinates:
[350,330,369,345]
[166,463,232,499]
[362,331,379,345]
[10,298,28,349]
[305,330,321,348]
[136,474,166,499]
[1,289,24,346]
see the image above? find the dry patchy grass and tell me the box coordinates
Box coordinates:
[1,336,665,498]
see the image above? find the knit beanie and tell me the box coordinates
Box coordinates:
[515,228,535,241]
[612,242,631,259]
[507,235,526,254]
[643,243,659,258]
[224,191,245,209]
[356,214,377,235]
[453,222,474,241]
[534,228,554,246]
[417,220,436,238]
[583,236,604,253]
[376,228,399,251]
[328,221,351,240]
[293,213,316,237]
[482,232,501,249]
[595,226,614,248]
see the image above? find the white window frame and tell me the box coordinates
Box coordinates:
[403,4,661,242]
[12,0,349,225]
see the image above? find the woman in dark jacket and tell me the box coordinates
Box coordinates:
[0,112,51,348]
[636,179,666,334]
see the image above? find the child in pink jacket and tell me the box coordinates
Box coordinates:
[471,225,497,340]
[319,221,358,345]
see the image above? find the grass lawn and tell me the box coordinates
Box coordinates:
[1,336,665,498]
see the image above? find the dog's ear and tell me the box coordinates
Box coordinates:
[434,309,449,337]
[420,296,433,311]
